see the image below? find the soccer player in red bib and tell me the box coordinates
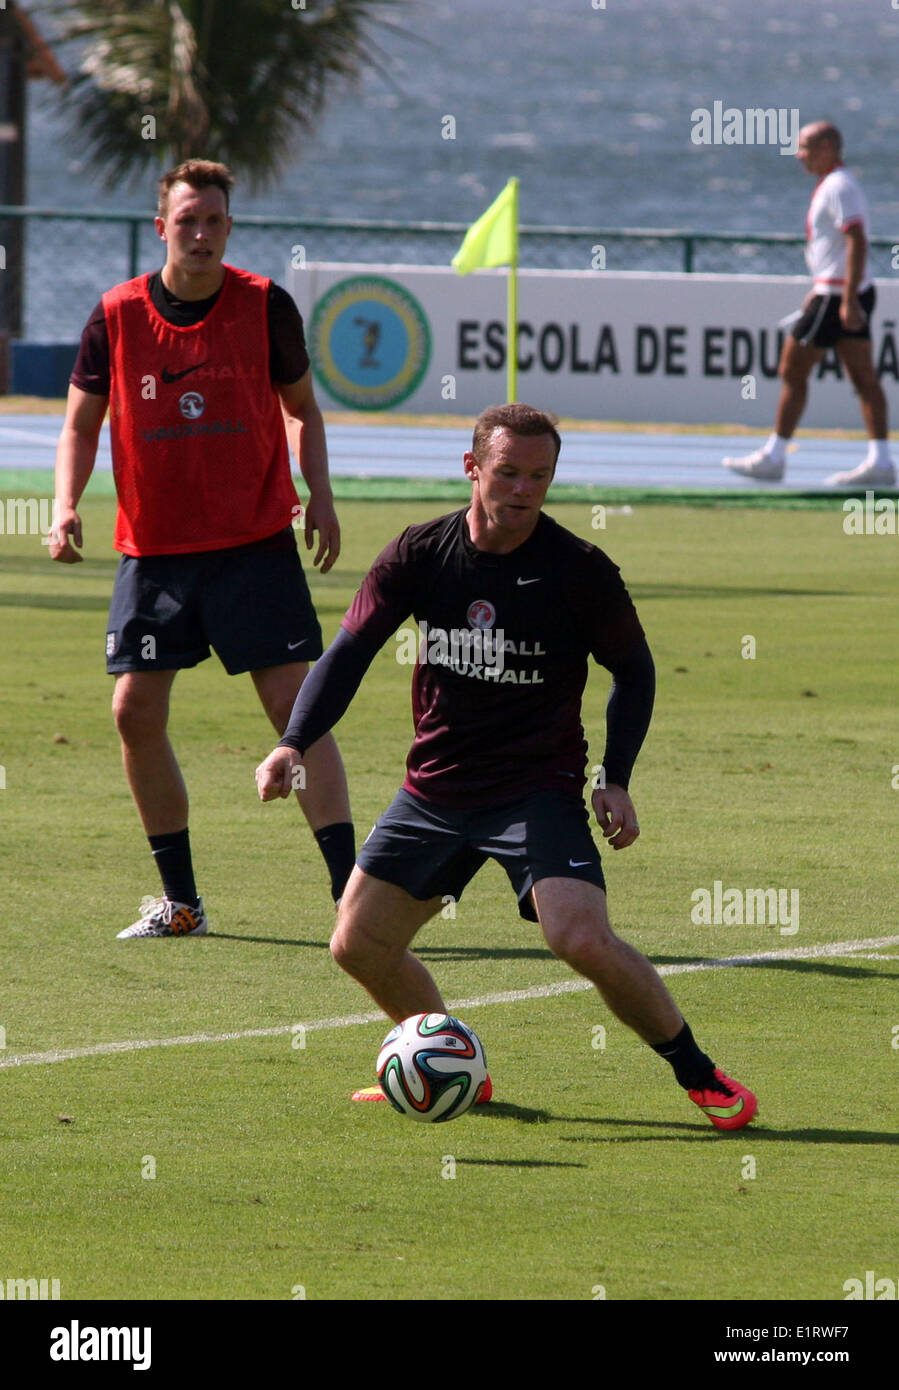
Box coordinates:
[256,404,757,1129]
[50,160,354,938]
[724,122,895,487]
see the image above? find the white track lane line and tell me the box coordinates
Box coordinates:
[2,934,897,1070]
[0,425,62,445]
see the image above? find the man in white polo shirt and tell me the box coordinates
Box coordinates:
[723,122,895,487]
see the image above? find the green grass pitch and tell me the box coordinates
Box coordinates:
[1,492,897,1301]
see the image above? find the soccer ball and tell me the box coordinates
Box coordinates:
[376,1012,488,1122]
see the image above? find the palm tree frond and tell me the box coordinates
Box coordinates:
[39,0,410,189]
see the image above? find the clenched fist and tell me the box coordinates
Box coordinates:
[255,745,304,801]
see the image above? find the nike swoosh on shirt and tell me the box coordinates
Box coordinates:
[516,577,541,586]
[287,639,309,651]
[569,859,591,867]
[161,361,211,383]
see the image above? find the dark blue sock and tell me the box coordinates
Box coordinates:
[651,1020,716,1089]
[313,822,356,902]
[148,828,199,908]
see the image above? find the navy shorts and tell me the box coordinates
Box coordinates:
[793,285,875,349]
[356,787,607,923]
[106,528,323,675]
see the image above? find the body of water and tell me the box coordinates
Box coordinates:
[28,0,899,232]
[16,0,899,339]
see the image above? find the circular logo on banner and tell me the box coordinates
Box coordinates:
[309,276,431,410]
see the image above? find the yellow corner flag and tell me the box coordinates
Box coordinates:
[452,179,520,399]
[452,177,519,275]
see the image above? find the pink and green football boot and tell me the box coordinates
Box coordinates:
[688,1069,757,1131]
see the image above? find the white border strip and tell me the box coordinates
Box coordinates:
[2,935,897,1070]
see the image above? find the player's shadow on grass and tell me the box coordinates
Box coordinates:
[554,1118,899,1144]
[208,934,554,963]
[455,1157,587,1170]
[417,945,554,963]
[470,1101,554,1125]
[651,954,899,984]
[470,1106,898,1146]
[208,932,333,947]
[741,958,899,983]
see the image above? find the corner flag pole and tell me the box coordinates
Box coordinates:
[507,177,519,403]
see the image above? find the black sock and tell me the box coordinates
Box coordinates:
[651,1020,716,1090]
[148,828,199,908]
[314,822,356,902]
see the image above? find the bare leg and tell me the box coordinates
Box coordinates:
[773,336,824,438]
[836,337,888,439]
[532,877,682,1044]
[112,671,186,835]
[252,662,350,831]
[330,868,445,1021]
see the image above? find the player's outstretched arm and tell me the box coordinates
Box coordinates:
[50,385,108,563]
[279,370,340,573]
[593,637,655,849]
[255,626,384,803]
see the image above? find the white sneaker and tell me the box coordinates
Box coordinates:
[117,895,208,939]
[721,449,785,481]
[824,458,897,487]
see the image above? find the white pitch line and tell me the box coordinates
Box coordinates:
[2,934,897,1070]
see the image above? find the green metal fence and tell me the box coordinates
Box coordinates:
[0,204,896,342]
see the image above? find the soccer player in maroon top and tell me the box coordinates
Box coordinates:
[256,404,757,1128]
[50,160,355,937]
